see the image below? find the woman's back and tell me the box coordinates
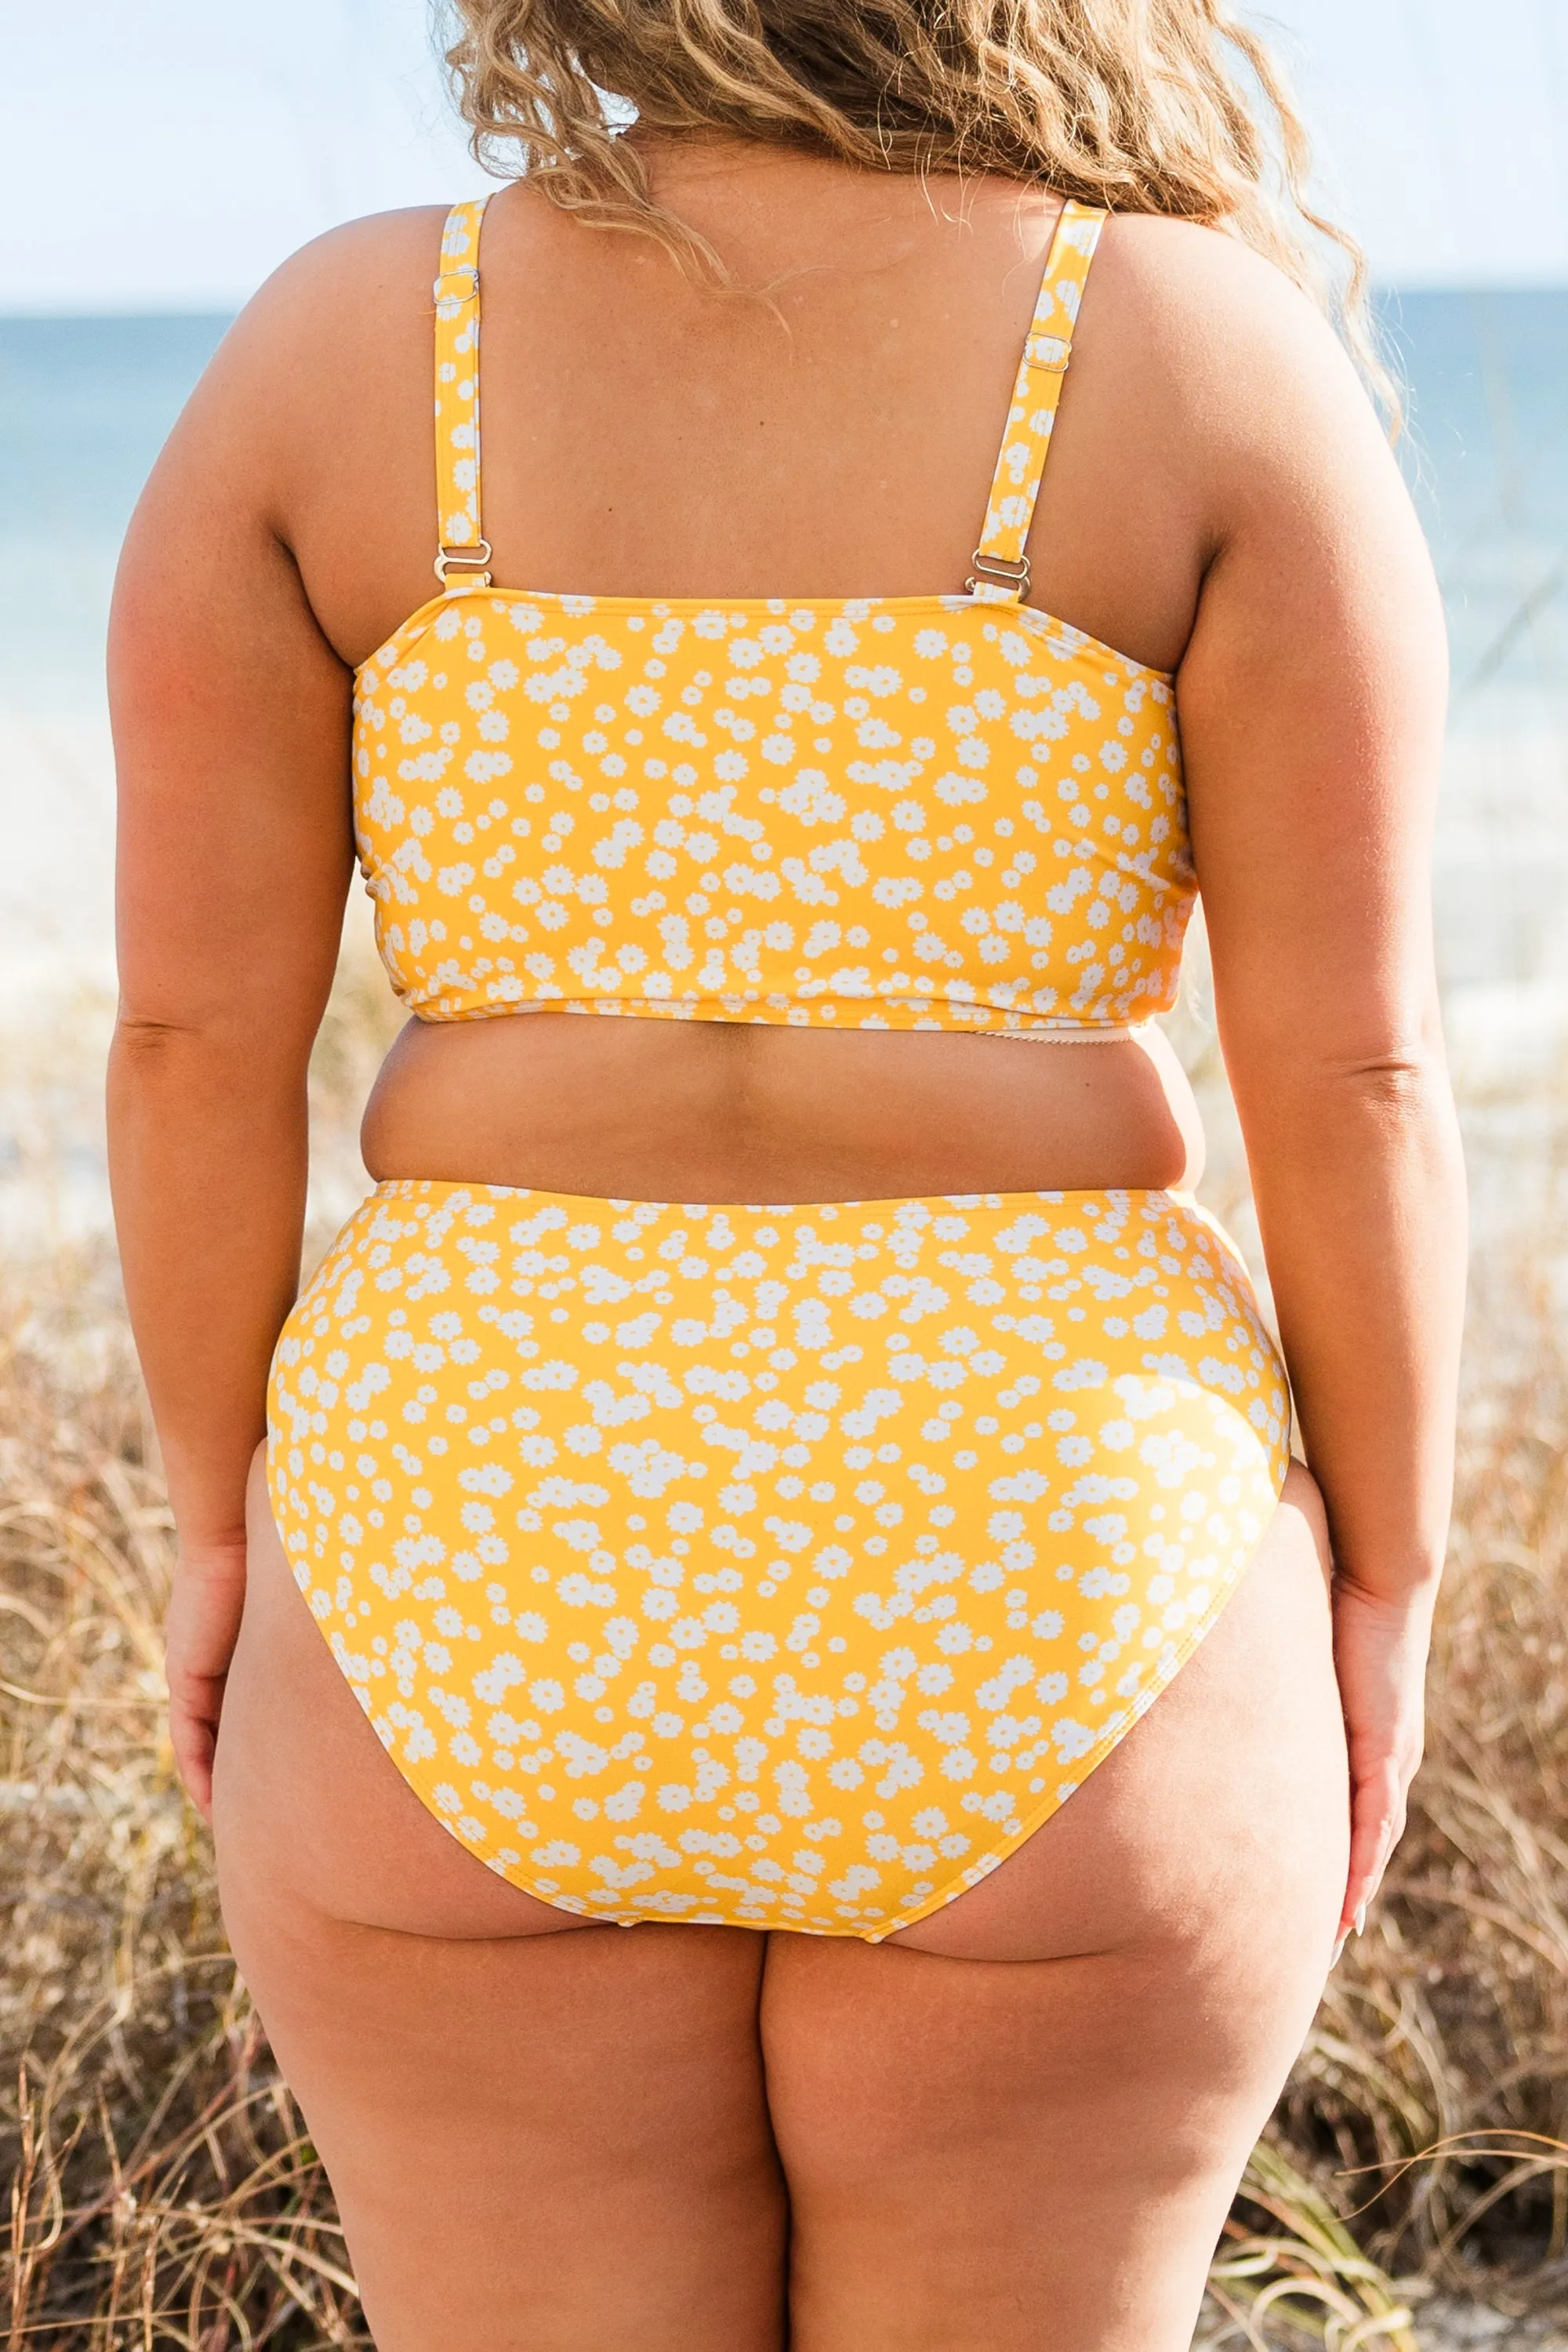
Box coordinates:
[143,136,1400,1203]
[273,147,1220,676]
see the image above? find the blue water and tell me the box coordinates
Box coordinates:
[1387,291,1568,706]
[1,295,1564,717]
[0,315,229,713]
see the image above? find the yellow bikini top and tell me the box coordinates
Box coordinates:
[352,196,1195,1033]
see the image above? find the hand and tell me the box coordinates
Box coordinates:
[165,1538,249,1820]
[1330,1573,1433,1950]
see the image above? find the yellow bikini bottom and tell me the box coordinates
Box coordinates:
[267,1181,1290,1940]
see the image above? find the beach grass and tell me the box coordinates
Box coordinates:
[2,926,1564,2348]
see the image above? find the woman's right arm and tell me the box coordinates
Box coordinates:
[107,257,357,1816]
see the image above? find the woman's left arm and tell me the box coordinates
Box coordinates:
[107,256,357,1814]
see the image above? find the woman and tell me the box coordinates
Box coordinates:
[107,0,1465,2343]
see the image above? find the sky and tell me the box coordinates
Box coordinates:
[0,0,1565,310]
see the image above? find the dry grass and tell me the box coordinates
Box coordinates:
[2,925,1565,2347]
[1279,1305,1568,2316]
[0,1246,366,2348]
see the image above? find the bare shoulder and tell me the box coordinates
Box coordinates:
[133,202,467,548]
[205,204,450,412]
[1083,211,1401,522]
[249,204,454,330]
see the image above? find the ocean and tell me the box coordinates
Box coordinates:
[1,292,1564,1247]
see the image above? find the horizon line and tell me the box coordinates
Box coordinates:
[4,278,1568,322]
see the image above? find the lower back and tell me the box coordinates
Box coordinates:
[360,1014,1204,1202]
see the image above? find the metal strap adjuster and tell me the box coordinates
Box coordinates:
[965,550,1031,599]
[434,266,479,305]
[434,537,493,587]
[1022,333,1071,375]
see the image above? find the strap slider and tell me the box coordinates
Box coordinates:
[966,550,1031,601]
[434,266,479,306]
[434,537,493,589]
[1023,333,1071,375]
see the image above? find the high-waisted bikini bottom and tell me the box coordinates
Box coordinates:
[267,1181,1290,1940]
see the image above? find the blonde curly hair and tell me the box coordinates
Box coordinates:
[440,0,1390,412]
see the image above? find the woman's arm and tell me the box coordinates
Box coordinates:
[1168,234,1465,1944]
[108,263,358,1816]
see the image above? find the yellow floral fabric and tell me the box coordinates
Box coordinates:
[349,193,1193,1033]
[267,1182,1290,1938]
[354,599,1191,1031]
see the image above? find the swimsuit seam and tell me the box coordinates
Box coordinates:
[355,591,1173,686]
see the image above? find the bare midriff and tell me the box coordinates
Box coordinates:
[360,1017,1205,1203]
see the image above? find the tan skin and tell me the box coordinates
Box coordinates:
[109,140,1465,2350]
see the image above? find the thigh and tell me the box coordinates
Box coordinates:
[212,1447,787,2352]
[761,1464,1348,2352]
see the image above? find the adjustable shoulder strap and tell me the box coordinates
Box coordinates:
[969,199,1106,604]
[434,196,493,591]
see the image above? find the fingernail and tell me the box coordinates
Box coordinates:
[1330,1933,1347,1966]
[1354,1902,1367,1936]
